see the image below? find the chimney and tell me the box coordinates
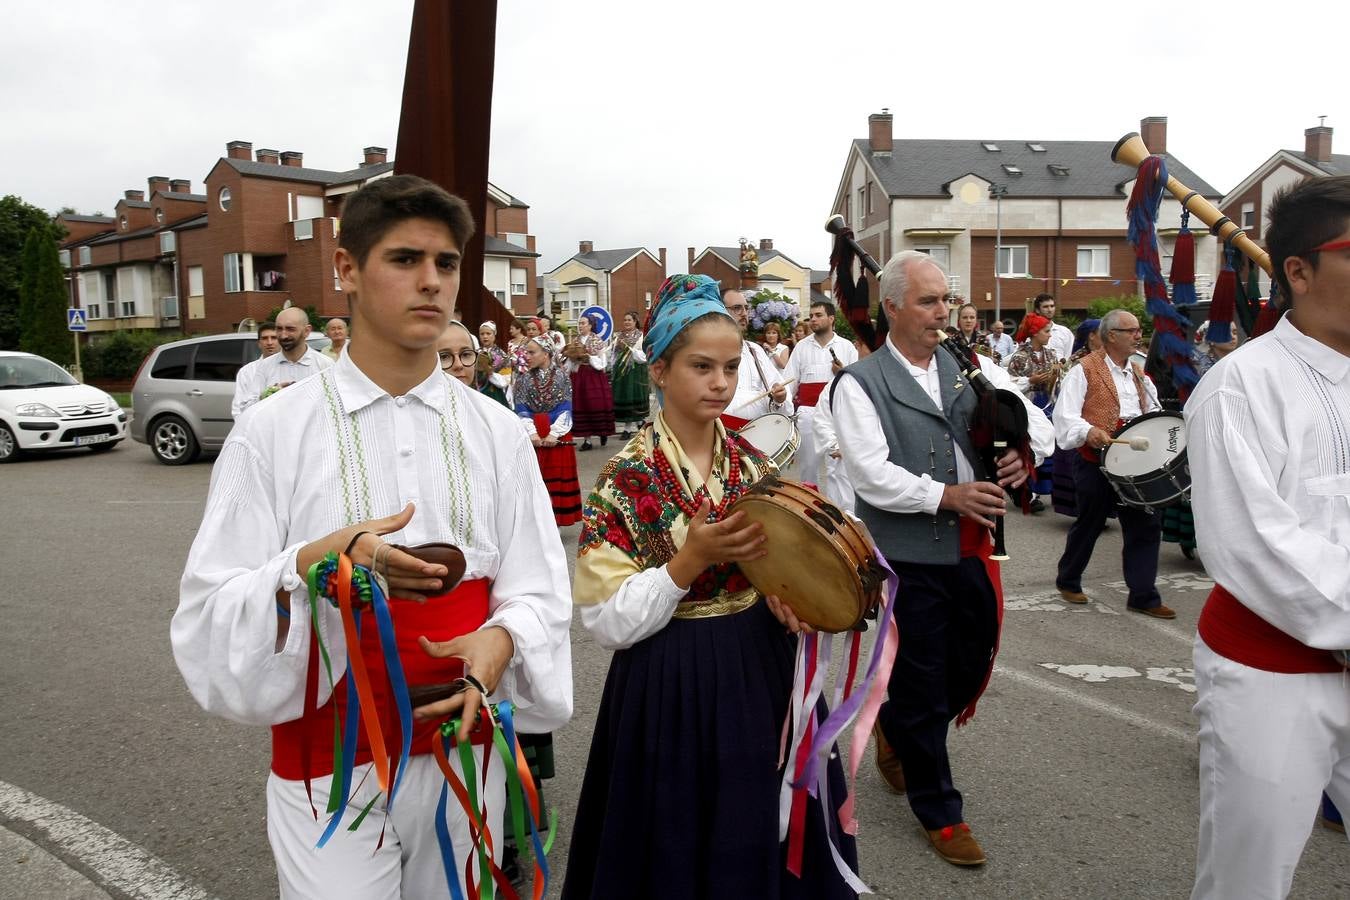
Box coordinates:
[169,179,190,194]
[759,238,773,251]
[147,176,170,196]
[280,151,304,167]
[1305,125,1333,163]
[124,189,144,202]
[658,247,667,271]
[579,240,594,255]
[1141,116,1168,155]
[688,247,696,270]
[868,109,894,154]
[362,146,388,165]
[256,148,281,165]
[226,140,252,160]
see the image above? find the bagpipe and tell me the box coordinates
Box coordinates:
[824,216,1033,560]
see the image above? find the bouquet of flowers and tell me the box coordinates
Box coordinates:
[748,290,799,332]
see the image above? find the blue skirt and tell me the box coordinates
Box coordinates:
[561,600,858,900]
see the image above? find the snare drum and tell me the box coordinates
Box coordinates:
[736,413,800,471]
[1100,410,1190,511]
[729,474,884,633]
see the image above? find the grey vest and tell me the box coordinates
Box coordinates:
[842,346,985,565]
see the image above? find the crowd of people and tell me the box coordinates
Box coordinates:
[174,171,1349,899]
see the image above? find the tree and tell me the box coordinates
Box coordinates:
[18,226,73,364]
[0,195,62,350]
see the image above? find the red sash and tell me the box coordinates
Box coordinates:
[956,519,1004,726]
[796,381,826,408]
[720,413,751,430]
[1197,584,1343,674]
[271,578,492,779]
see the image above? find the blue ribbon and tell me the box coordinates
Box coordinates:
[368,576,413,809]
[434,733,467,900]
[497,701,551,897]
[317,614,363,848]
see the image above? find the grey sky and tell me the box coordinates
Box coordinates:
[3,0,1342,274]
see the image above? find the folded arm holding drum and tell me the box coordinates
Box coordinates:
[666,499,766,590]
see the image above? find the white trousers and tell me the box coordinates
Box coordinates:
[1192,636,1350,900]
[267,751,506,900]
[795,405,823,489]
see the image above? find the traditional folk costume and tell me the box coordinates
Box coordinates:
[721,339,794,431]
[1187,316,1350,899]
[1052,348,1167,613]
[1006,314,1063,498]
[475,322,512,408]
[568,316,616,447]
[609,324,650,433]
[232,346,334,417]
[562,276,860,900]
[513,341,583,527]
[831,339,1052,850]
[172,352,573,899]
[784,332,857,490]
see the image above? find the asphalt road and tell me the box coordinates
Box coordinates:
[1,437,1346,899]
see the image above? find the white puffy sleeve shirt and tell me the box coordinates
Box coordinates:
[1186,316,1350,648]
[172,355,574,733]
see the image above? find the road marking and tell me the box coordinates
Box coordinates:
[0,778,211,900]
[994,665,1193,744]
[1103,572,1214,594]
[1004,593,1121,615]
[1039,663,1197,694]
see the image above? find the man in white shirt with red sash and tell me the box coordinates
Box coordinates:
[718,288,791,429]
[785,299,857,489]
[1187,175,1350,900]
[172,175,573,898]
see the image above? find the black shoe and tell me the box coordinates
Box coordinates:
[600,435,608,447]
[1029,498,1046,513]
[579,441,592,451]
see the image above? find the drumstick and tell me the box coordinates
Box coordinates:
[731,378,796,413]
[1108,437,1150,450]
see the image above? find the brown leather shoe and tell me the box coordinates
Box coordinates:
[872,722,906,794]
[1058,588,1089,604]
[1129,604,1177,619]
[925,822,986,866]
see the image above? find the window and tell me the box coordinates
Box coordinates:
[78,246,91,266]
[334,267,342,291]
[1027,143,1046,152]
[982,142,1000,152]
[188,266,204,297]
[504,232,528,248]
[1002,164,1022,176]
[59,249,70,268]
[162,296,179,319]
[218,187,232,211]
[914,245,951,271]
[224,253,244,293]
[155,208,165,224]
[192,339,246,381]
[493,290,507,304]
[119,214,128,230]
[1077,245,1110,276]
[645,291,652,309]
[159,231,175,254]
[511,268,527,296]
[87,304,101,319]
[151,344,193,380]
[996,245,1029,276]
[293,219,314,240]
[1241,202,1255,229]
[1048,164,1070,177]
[121,300,136,317]
[857,186,867,221]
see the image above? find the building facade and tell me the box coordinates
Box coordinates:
[688,240,815,315]
[543,242,666,324]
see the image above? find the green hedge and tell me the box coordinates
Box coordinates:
[81,330,181,380]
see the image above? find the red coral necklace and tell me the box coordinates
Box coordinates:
[652,438,742,521]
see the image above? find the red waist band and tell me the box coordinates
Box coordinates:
[959,518,992,560]
[271,577,492,780]
[720,413,751,430]
[1197,584,1343,674]
[796,381,826,408]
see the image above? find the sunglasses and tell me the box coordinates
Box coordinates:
[1299,238,1350,256]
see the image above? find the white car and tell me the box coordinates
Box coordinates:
[0,351,128,462]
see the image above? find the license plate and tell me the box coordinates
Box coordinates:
[73,434,110,446]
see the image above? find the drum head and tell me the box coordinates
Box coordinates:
[734,495,865,633]
[1103,411,1186,477]
[738,413,795,454]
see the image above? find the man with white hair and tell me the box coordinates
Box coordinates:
[831,250,1052,867]
[321,317,349,361]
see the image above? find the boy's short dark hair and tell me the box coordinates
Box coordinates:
[338,174,475,267]
[811,299,837,318]
[1033,293,1055,312]
[1266,175,1350,299]
[258,322,278,336]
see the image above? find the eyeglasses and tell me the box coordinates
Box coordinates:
[725,304,748,313]
[438,349,478,368]
[1110,327,1143,335]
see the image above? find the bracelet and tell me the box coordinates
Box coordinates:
[461,674,488,696]
[343,530,374,557]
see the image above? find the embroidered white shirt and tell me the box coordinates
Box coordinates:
[173,352,574,733]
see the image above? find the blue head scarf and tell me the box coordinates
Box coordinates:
[1073,318,1102,355]
[643,274,732,361]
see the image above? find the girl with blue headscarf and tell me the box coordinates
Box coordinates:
[563,275,861,900]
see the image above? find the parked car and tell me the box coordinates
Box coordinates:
[0,350,128,463]
[130,333,330,465]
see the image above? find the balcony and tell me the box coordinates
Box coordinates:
[293,217,338,241]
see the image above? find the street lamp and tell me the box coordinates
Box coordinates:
[989,183,1008,323]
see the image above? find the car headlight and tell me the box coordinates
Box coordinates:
[15,402,60,417]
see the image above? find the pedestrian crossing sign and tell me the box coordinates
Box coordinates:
[67,309,88,331]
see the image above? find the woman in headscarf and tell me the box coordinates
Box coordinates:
[512,336,582,527]
[471,320,512,407]
[562,275,860,900]
[609,310,650,440]
[568,311,616,450]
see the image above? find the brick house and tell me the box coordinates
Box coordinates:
[543,242,667,324]
[687,240,814,314]
[1220,122,1346,297]
[60,141,541,335]
[483,183,542,316]
[830,112,1223,325]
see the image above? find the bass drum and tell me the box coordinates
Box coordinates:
[729,475,883,633]
[735,412,800,472]
[1100,410,1190,511]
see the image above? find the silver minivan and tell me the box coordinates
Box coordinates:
[130,333,329,465]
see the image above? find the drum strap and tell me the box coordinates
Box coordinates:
[744,339,776,408]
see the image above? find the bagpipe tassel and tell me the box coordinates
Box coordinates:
[830,223,876,349]
[1252,280,1284,338]
[1206,246,1237,345]
[1169,213,1197,308]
